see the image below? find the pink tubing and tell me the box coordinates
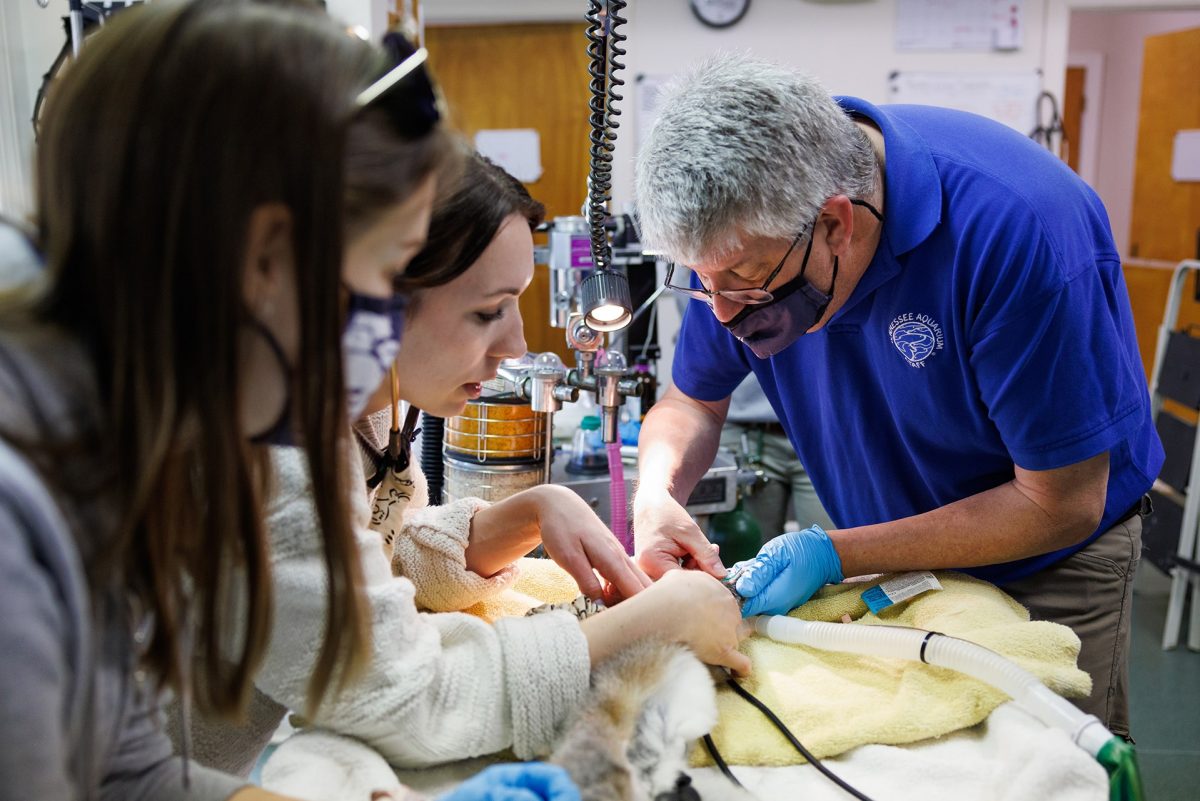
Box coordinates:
[607,442,631,554]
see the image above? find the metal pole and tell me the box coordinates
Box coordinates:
[543,411,554,486]
[68,1,84,58]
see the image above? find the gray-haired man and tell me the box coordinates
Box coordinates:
[631,54,1160,737]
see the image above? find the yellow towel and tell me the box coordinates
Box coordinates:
[695,570,1092,766]
[461,557,582,622]
[464,561,1091,767]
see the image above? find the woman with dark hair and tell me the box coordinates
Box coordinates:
[0,2,574,800]
[192,152,748,777]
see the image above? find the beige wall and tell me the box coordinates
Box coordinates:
[1068,8,1200,258]
[609,0,1053,211]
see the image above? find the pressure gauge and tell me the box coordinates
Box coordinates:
[690,0,751,29]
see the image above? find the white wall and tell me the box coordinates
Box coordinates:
[7,1,1200,229]
[326,0,390,37]
[0,1,31,220]
[1067,8,1200,258]
[611,0,1052,211]
[1,0,67,219]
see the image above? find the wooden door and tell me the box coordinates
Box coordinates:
[1062,66,1085,174]
[424,23,592,361]
[1129,27,1200,263]
[1125,26,1200,382]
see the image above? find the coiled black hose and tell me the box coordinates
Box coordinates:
[584,0,627,272]
[420,412,444,505]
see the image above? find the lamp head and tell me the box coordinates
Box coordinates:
[580,269,632,332]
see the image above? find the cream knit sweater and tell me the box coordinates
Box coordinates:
[187,442,591,774]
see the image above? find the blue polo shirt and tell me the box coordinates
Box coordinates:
[672,97,1163,584]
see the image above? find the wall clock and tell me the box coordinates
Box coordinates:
[690,0,751,29]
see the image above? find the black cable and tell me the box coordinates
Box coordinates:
[714,676,880,801]
[701,734,743,788]
[32,29,73,138]
[365,406,421,489]
[1029,90,1064,154]
[31,2,141,139]
[584,0,627,271]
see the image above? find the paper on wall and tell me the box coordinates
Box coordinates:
[896,0,1023,52]
[889,70,1040,135]
[1172,130,1200,182]
[474,129,543,183]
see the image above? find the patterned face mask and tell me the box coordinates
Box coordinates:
[249,291,407,446]
[341,291,408,422]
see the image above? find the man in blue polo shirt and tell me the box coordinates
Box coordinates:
[631,54,1162,738]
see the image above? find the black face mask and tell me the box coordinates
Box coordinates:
[721,199,883,358]
[245,315,295,446]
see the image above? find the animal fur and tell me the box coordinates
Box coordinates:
[549,639,756,801]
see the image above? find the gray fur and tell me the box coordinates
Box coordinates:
[635,53,877,265]
[550,639,755,801]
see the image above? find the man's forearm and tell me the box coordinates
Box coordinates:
[634,390,728,507]
[833,454,1109,576]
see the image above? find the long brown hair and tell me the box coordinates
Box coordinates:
[397,151,545,293]
[29,0,446,716]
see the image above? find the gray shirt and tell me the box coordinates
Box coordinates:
[726,372,782,424]
[0,226,244,801]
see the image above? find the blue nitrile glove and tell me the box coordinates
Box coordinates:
[436,763,580,801]
[732,525,844,617]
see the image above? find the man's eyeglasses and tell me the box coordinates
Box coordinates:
[353,32,440,139]
[663,225,810,307]
[662,199,884,306]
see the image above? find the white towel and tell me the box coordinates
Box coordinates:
[694,702,1107,801]
[264,702,1106,801]
[262,731,424,801]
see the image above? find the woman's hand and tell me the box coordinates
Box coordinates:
[533,485,651,602]
[649,569,751,674]
[466,484,650,602]
[580,569,751,675]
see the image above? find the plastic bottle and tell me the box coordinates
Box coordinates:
[566,415,608,474]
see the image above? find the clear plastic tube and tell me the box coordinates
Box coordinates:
[752,615,1113,757]
[607,442,630,554]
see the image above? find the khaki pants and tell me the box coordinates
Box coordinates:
[1001,516,1141,737]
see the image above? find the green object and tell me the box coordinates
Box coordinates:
[1097,737,1145,801]
[706,498,763,564]
[566,415,606,475]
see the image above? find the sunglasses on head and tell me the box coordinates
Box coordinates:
[353,31,440,139]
